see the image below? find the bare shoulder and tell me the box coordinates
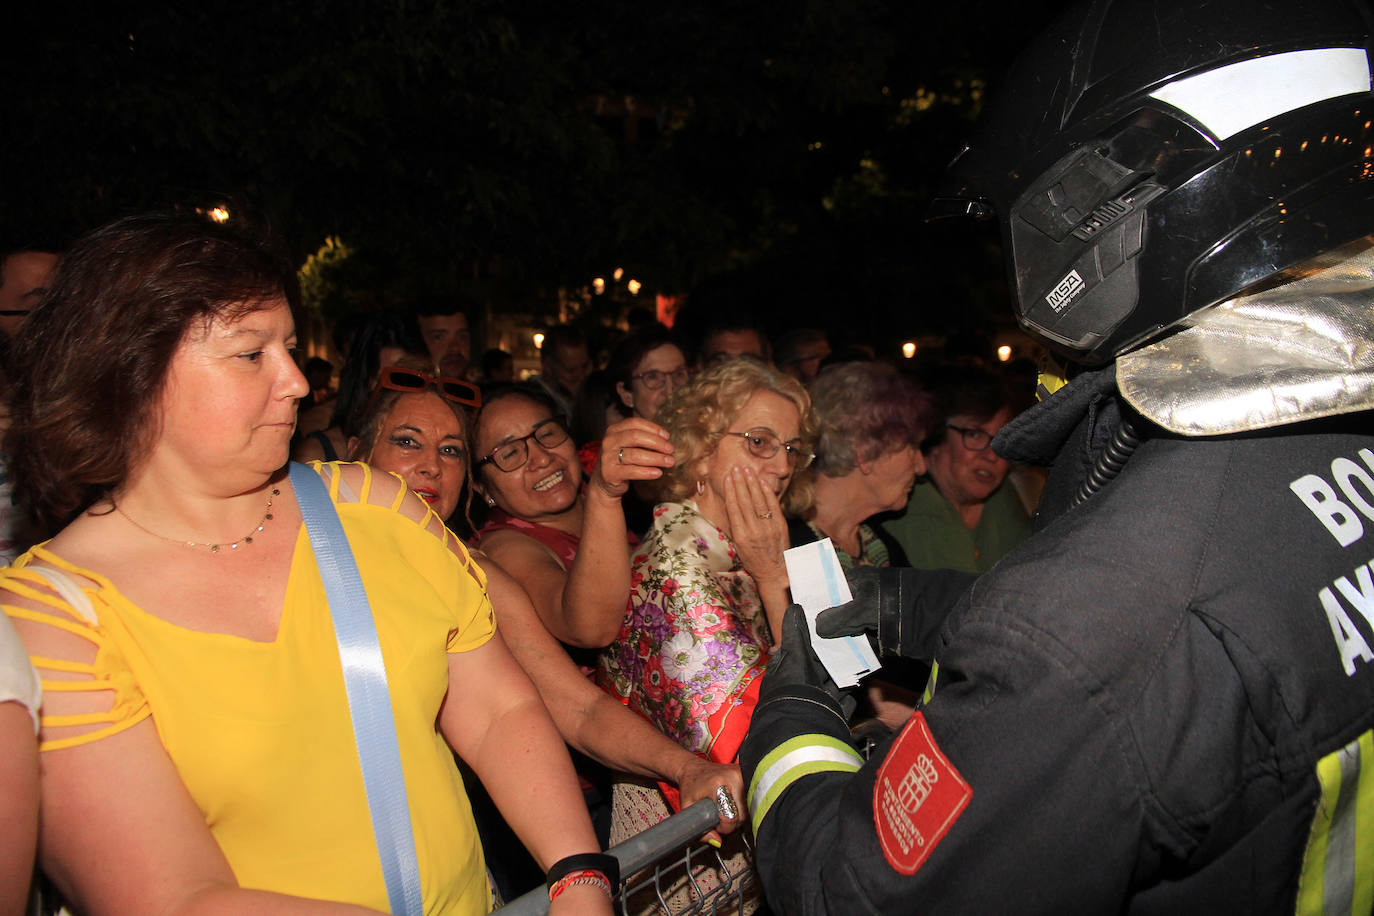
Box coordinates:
[479,528,566,576]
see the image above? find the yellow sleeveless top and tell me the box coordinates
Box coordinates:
[1,462,497,914]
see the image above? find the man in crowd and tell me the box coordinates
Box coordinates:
[414,297,473,379]
[739,0,1374,911]
[696,315,769,370]
[774,328,831,386]
[531,324,592,421]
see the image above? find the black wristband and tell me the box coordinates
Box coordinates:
[545,852,621,892]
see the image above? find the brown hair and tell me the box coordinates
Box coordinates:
[5,211,298,531]
[654,359,816,516]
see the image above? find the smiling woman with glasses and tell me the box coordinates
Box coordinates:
[472,383,676,656]
[473,383,744,847]
[477,416,569,471]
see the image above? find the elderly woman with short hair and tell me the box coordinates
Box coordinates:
[788,361,934,568]
[788,360,937,731]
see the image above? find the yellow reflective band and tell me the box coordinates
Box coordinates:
[1297,729,1374,916]
[1036,370,1067,401]
[921,660,941,707]
[748,734,863,834]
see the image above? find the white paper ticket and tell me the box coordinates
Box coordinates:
[783,538,881,688]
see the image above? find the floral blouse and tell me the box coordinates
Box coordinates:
[596,500,770,758]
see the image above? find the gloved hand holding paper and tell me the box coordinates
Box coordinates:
[782,538,881,688]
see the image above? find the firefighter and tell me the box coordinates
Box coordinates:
[739,0,1374,911]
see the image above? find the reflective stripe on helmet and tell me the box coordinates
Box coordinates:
[1296,728,1374,916]
[1150,47,1371,142]
[748,734,864,833]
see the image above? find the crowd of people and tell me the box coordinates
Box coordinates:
[0,211,1034,915]
[6,1,1373,912]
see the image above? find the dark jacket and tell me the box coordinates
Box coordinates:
[740,368,1374,914]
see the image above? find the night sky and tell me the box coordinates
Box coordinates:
[5,1,1075,357]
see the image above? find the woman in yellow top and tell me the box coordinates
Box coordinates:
[0,212,609,915]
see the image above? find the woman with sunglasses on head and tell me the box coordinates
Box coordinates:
[0,213,610,916]
[348,359,482,535]
[349,367,745,863]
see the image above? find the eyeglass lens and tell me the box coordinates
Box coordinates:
[490,419,569,471]
[949,424,992,450]
[635,368,689,390]
[737,429,811,467]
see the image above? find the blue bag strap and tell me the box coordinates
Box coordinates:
[288,462,423,915]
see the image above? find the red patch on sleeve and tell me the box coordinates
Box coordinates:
[873,712,972,875]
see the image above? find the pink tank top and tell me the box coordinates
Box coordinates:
[475,510,582,569]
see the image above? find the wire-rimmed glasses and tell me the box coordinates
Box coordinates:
[724,427,814,468]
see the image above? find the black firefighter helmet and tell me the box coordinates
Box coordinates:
[938,0,1374,365]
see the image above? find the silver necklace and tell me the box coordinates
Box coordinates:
[115,488,280,554]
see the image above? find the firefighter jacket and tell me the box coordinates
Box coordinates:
[739,367,1374,914]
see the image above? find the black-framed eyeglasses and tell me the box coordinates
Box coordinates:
[946,423,994,451]
[477,418,570,472]
[365,365,482,417]
[630,367,689,390]
[725,427,814,469]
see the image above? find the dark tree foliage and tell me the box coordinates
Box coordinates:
[3,0,1072,346]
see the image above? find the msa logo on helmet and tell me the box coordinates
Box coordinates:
[1045,269,1086,314]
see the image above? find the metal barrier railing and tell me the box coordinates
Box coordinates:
[494,799,757,916]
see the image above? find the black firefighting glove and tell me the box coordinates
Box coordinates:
[760,603,857,721]
[815,566,979,661]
